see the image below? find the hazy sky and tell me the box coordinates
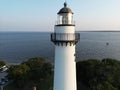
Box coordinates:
[0,0,120,31]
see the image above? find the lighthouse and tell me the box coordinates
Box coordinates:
[51,2,80,90]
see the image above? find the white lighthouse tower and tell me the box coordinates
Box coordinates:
[51,2,80,90]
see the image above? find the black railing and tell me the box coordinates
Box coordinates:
[51,33,80,43]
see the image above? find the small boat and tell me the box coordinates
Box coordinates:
[106,42,109,46]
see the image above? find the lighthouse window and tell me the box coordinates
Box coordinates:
[62,15,68,24]
[57,13,74,25]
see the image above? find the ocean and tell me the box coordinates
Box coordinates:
[0,31,120,64]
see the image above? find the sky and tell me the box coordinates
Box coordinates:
[0,0,120,31]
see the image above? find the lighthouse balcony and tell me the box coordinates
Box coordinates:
[51,33,80,45]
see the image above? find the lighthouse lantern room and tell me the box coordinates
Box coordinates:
[57,2,74,25]
[51,2,80,90]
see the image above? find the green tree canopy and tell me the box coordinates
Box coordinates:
[7,57,53,88]
[8,64,30,79]
[22,57,53,81]
[7,64,30,87]
[0,60,6,67]
[77,58,120,90]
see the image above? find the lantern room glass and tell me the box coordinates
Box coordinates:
[57,13,74,25]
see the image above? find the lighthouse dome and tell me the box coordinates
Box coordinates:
[58,2,73,14]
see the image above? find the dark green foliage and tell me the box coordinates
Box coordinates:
[94,81,118,90]
[22,57,53,82]
[8,64,30,79]
[7,64,30,88]
[0,60,6,67]
[7,57,53,89]
[7,57,120,90]
[37,77,53,90]
[23,57,45,70]
[77,58,120,90]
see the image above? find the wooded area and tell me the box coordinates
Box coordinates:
[3,58,120,90]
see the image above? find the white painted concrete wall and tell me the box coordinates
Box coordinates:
[53,20,77,90]
[55,26,75,33]
[54,45,76,90]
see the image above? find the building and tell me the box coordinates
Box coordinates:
[51,2,80,90]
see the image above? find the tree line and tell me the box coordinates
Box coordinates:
[77,58,120,90]
[6,57,53,90]
[1,58,120,90]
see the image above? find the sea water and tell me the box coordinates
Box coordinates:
[0,31,120,64]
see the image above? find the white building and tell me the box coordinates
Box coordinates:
[51,2,80,90]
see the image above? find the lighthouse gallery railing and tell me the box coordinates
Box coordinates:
[51,33,80,43]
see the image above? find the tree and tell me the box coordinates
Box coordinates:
[76,58,120,90]
[7,57,53,89]
[94,81,118,90]
[7,64,30,87]
[23,57,45,70]
[22,57,53,89]
[0,60,6,67]
[76,59,101,87]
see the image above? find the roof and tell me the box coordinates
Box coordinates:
[57,2,73,14]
